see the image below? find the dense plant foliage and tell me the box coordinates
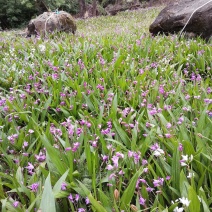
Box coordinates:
[0,0,37,29]
[0,0,151,29]
[0,7,212,211]
[0,0,81,29]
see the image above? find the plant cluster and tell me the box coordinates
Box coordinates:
[0,0,81,29]
[0,7,211,212]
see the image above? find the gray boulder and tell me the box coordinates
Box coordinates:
[149,0,212,40]
[26,11,77,37]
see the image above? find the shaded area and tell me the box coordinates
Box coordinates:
[149,0,212,40]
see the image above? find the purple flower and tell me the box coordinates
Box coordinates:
[75,194,80,202]
[136,39,141,46]
[133,152,140,164]
[164,105,172,110]
[35,152,46,162]
[23,141,28,147]
[139,196,146,206]
[7,134,18,144]
[79,120,86,125]
[159,86,165,94]
[150,143,159,151]
[149,108,157,115]
[65,147,72,151]
[76,128,83,136]
[85,197,90,205]
[52,73,59,80]
[13,201,19,208]
[178,143,183,151]
[118,170,124,175]
[101,128,111,135]
[116,152,124,158]
[96,84,104,91]
[204,99,212,104]
[19,93,26,99]
[136,178,141,188]
[207,87,212,94]
[101,155,108,162]
[109,173,116,180]
[61,182,67,191]
[78,208,86,212]
[165,133,172,138]
[140,179,147,184]
[112,156,119,168]
[166,176,171,180]
[129,123,135,128]
[25,162,34,172]
[143,168,148,173]
[153,178,164,187]
[139,69,144,74]
[128,150,134,157]
[146,122,152,128]
[28,129,34,134]
[72,142,80,152]
[166,123,172,129]
[29,182,39,192]
[90,140,98,148]
[68,125,74,137]
[86,122,91,128]
[0,99,6,106]
[178,116,184,123]
[106,164,114,170]
[146,187,154,192]
[68,194,74,202]
[142,159,148,166]
[22,152,29,156]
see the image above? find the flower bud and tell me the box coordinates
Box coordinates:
[114,189,119,201]
[130,204,138,211]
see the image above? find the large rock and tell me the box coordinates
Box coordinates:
[149,0,212,39]
[26,11,77,37]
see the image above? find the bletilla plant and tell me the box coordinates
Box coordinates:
[0,6,211,212]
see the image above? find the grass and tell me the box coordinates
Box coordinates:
[0,6,211,212]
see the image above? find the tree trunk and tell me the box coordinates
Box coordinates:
[115,0,123,5]
[79,0,86,17]
[35,0,49,14]
[92,0,97,16]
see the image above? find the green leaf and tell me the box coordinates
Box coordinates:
[180,171,189,198]
[188,186,200,212]
[111,93,118,116]
[83,94,95,111]
[40,174,56,212]
[105,138,128,151]
[77,181,107,212]
[98,189,112,211]
[1,199,7,212]
[27,193,42,212]
[199,187,210,212]
[120,168,143,209]
[41,134,67,175]
[16,166,24,185]
[171,148,180,191]
[113,120,130,148]
[41,96,52,122]
[53,169,69,195]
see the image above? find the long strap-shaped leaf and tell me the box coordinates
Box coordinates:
[77,180,107,212]
[40,173,56,212]
[120,168,143,209]
[41,134,67,175]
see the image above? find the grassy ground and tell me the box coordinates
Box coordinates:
[0,6,211,212]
